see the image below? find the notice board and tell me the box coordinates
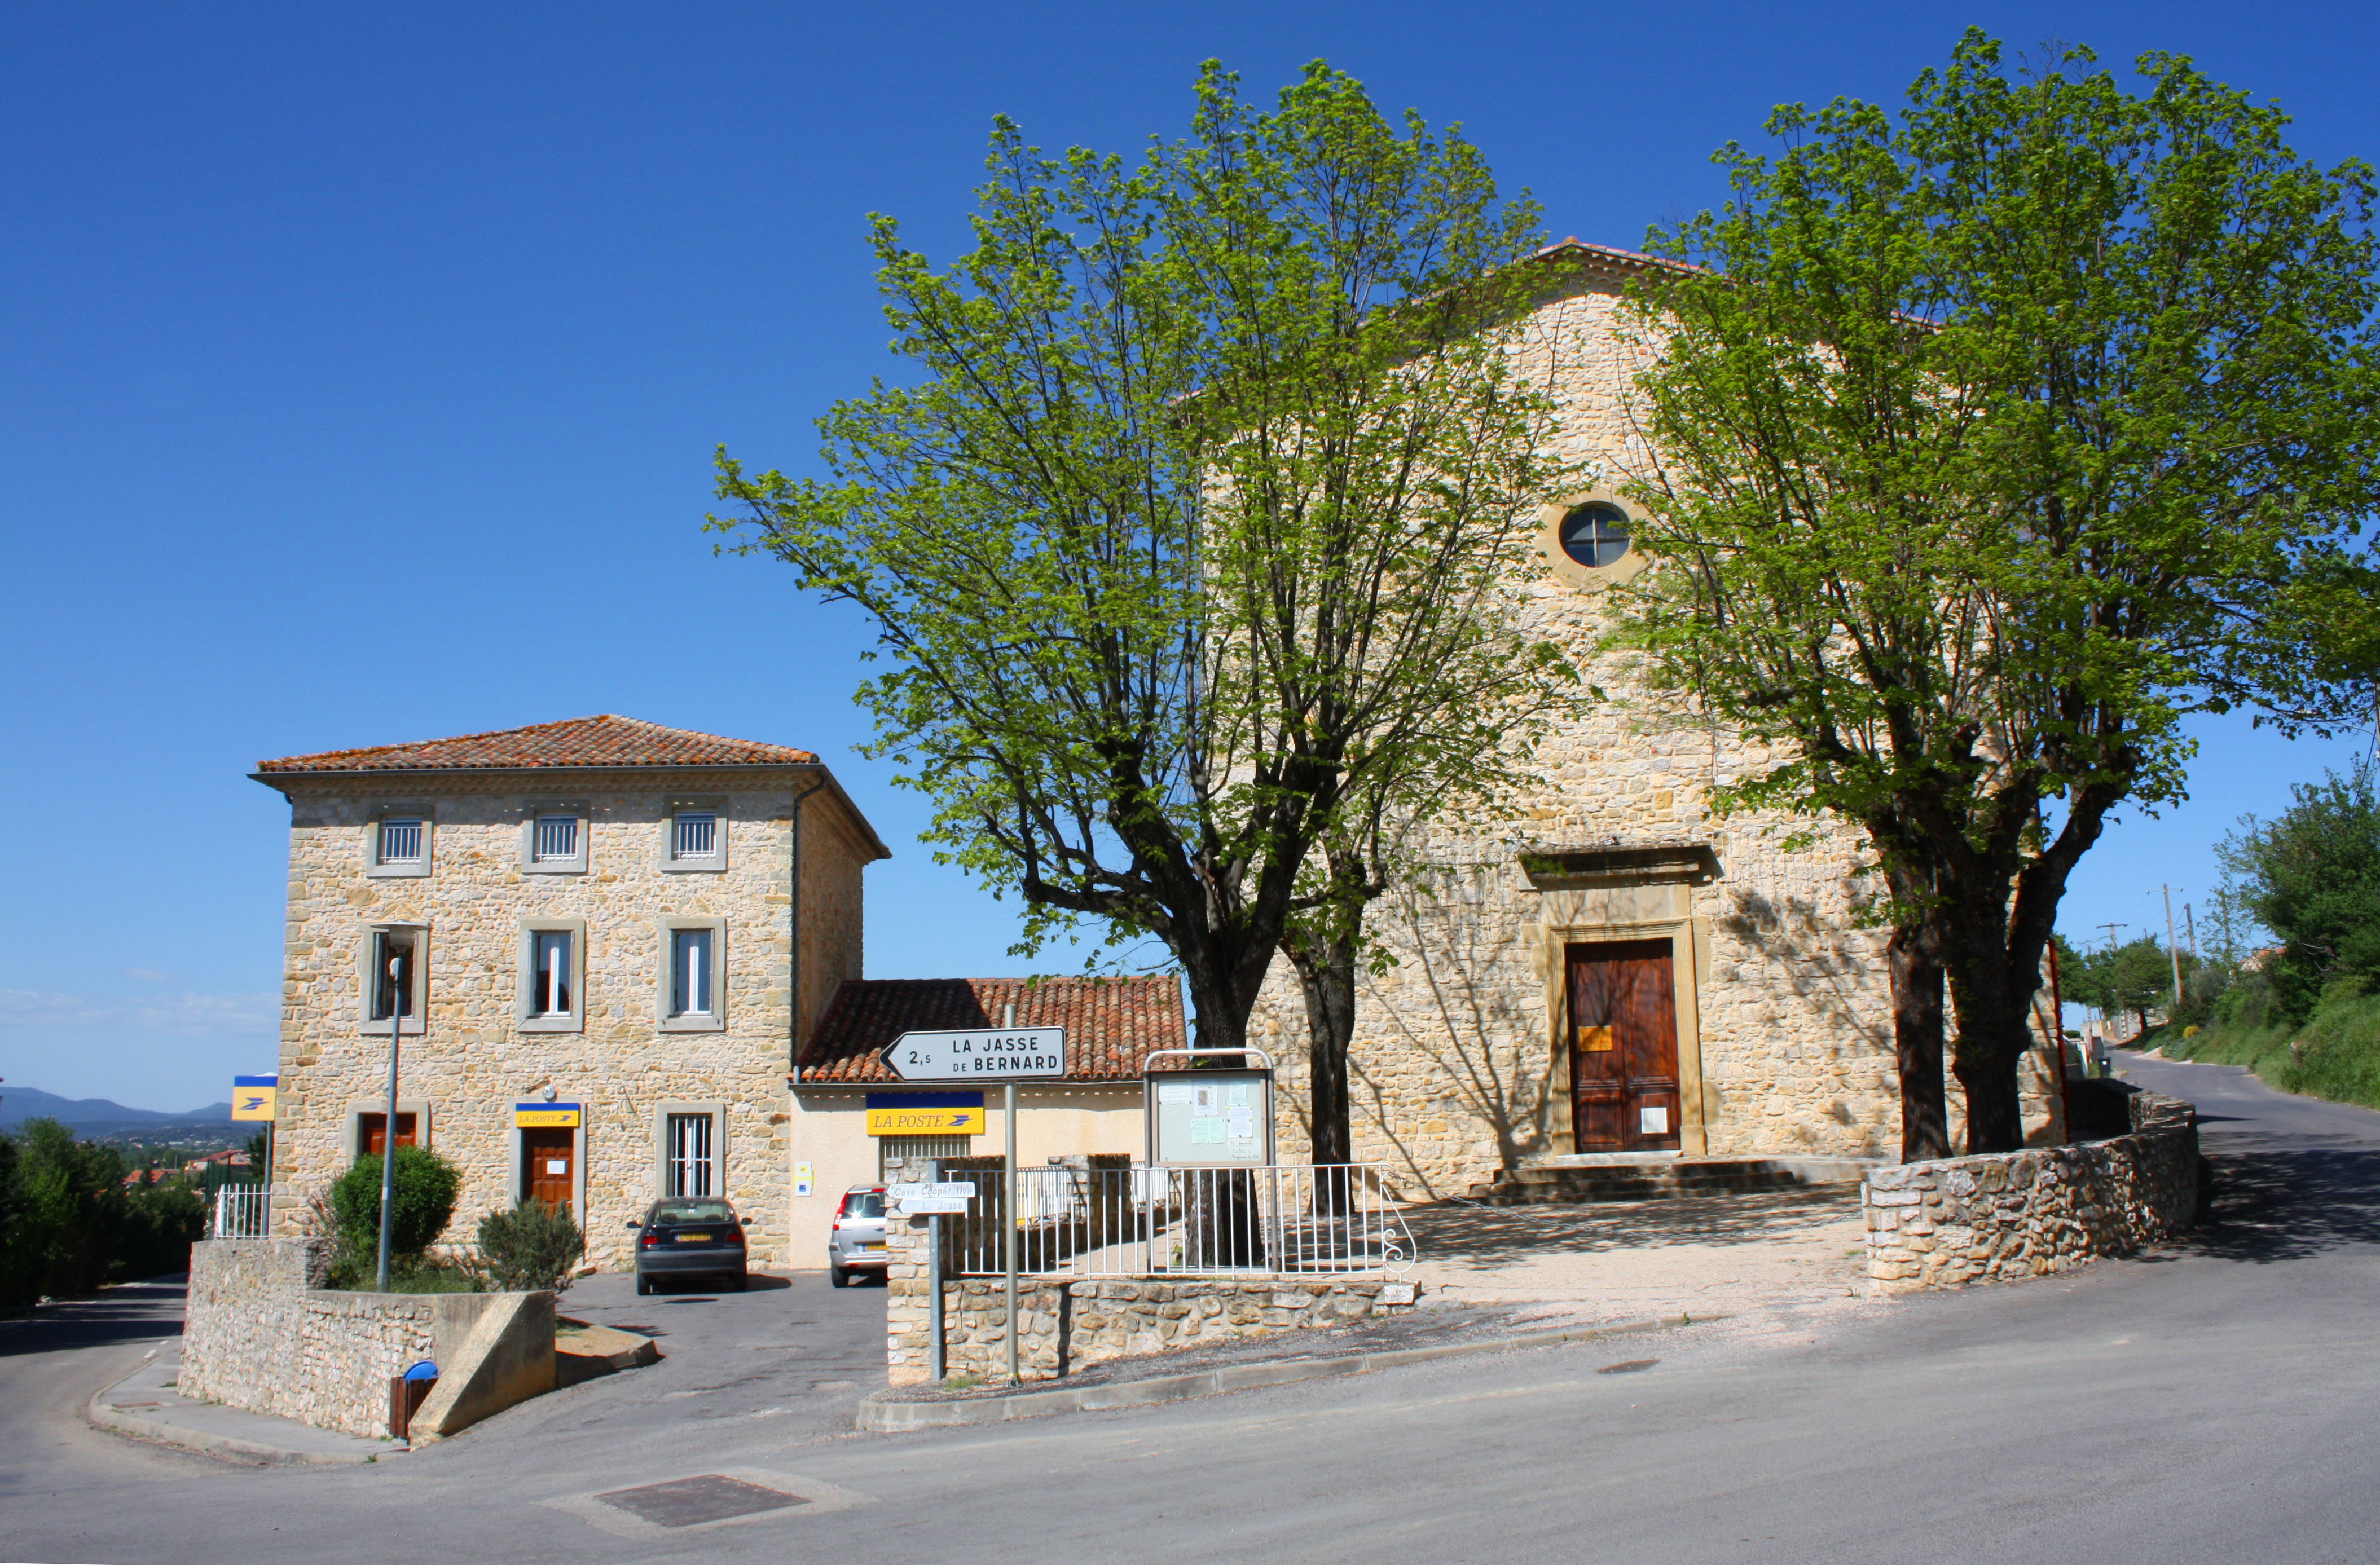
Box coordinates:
[1146,1069,1272,1166]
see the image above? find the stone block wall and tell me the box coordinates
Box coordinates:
[1862,1090,2198,1293]
[878,1166,1412,1385]
[264,769,879,1269]
[178,1238,524,1439]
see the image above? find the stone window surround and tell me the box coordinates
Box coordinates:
[518,800,591,875]
[517,917,588,1033]
[363,801,435,879]
[1529,875,1714,1157]
[659,794,730,874]
[359,922,429,1037]
[508,1114,588,1217]
[654,915,728,1033]
[342,1097,434,1163]
[1537,485,1651,592]
[653,1099,728,1200]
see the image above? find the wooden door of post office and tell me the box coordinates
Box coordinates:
[522,1127,575,1213]
[1568,939,1683,1153]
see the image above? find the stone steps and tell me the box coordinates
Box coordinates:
[1462,1157,1874,1207]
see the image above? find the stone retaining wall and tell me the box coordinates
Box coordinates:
[887,1274,1412,1386]
[878,1165,1413,1385]
[1862,1090,2197,1293]
[178,1238,524,1439]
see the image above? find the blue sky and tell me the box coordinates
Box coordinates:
[3,2,2373,1110]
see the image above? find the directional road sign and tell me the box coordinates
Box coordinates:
[881,1026,1067,1082]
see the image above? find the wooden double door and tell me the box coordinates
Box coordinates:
[1567,939,1682,1153]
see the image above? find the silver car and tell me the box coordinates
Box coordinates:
[828,1185,887,1287]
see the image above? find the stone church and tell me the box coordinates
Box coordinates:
[1249,241,2061,1197]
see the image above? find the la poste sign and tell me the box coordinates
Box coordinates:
[881,1027,1067,1082]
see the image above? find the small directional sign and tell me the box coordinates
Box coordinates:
[881,1027,1067,1082]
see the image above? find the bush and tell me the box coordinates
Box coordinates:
[327,1147,462,1269]
[476,1200,585,1293]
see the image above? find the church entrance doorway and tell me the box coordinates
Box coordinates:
[1567,939,1682,1152]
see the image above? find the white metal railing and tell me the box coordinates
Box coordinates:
[534,815,578,861]
[210,1185,270,1240]
[932,1163,1415,1279]
[379,818,423,863]
[674,812,715,858]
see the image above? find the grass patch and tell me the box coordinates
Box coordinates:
[2163,978,2380,1112]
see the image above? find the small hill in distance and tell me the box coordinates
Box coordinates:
[1,1086,242,1150]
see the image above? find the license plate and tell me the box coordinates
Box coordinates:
[860,1242,885,1251]
[674,1232,708,1243]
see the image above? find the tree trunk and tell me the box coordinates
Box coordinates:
[1282,931,1357,1166]
[1950,1044,2025,1154]
[1888,922,1951,1162]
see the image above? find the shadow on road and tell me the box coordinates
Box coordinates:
[1402,1188,1858,1268]
[0,1278,184,1359]
[2174,1144,2380,1264]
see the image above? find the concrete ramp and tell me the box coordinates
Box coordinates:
[409,1291,556,1441]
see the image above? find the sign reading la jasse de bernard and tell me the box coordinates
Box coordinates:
[880,1027,1066,1082]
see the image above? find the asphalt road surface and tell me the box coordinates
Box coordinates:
[7,1052,2378,1565]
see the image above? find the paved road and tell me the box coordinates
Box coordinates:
[8,1055,2380,1564]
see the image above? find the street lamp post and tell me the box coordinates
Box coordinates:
[375,949,404,1293]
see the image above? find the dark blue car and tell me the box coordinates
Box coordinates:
[629,1197,750,1294]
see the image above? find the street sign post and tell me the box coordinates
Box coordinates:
[878,1019,1068,1384]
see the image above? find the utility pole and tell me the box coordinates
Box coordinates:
[2184,903,2198,962]
[2097,922,2127,953]
[2161,885,2183,1011]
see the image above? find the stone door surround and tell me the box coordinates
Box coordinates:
[1525,844,1717,1158]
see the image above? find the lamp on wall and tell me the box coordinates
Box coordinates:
[540,1085,557,1103]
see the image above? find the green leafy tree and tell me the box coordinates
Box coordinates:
[2061,933,2195,1034]
[328,1147,462,1273]
[1612,32,2380,1153]
[712,62,1570,1161]
[2220,761,2380,1017]
[0,1118,130,1301]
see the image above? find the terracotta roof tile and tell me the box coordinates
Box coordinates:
[798,977,1188,1085]
[256,715,819,774]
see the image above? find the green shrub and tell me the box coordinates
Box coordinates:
[327,1147,462,1265]
[475,1200,585,1293]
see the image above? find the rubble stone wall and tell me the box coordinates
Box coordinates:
[1862,1090,2198,1293]
[178,1238,516,1439]
[877,1168,1413,1385]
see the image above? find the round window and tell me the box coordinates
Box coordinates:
[1559,503,1631,569]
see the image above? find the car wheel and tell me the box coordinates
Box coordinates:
[829,1266,848,1288]
[635,1272,653,1297]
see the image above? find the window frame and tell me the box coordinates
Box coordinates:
[363,803,434,879]
[659,796,730,874]
[653,1099,727,1201]
[1537,487,1650,590]
[517,918,588,1033]
[518,801,591,874]
[359,923,428,1036]
[654,916,727,1033]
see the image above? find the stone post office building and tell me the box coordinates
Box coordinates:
[1246,240,2063,1196]
[252,715,892,1271]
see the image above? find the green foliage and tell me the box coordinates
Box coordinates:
[2220,762,2380,1020]
[1608,30,2380,1149]
[0,1117,206,1307]
[2057,933,2194,1031]
[711,60,1572,1088]
[327,1147,462,1267]
[2171,975,2380,1111]
[475,1200,586,1293]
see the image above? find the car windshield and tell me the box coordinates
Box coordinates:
[654,1201,734,1225]
[843,1193,885,1219]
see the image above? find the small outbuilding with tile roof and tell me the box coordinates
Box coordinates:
[788,975,1187,1214]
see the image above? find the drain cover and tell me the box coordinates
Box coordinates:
[1596,1359,1658,1375]
[597,1474,807,1528]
